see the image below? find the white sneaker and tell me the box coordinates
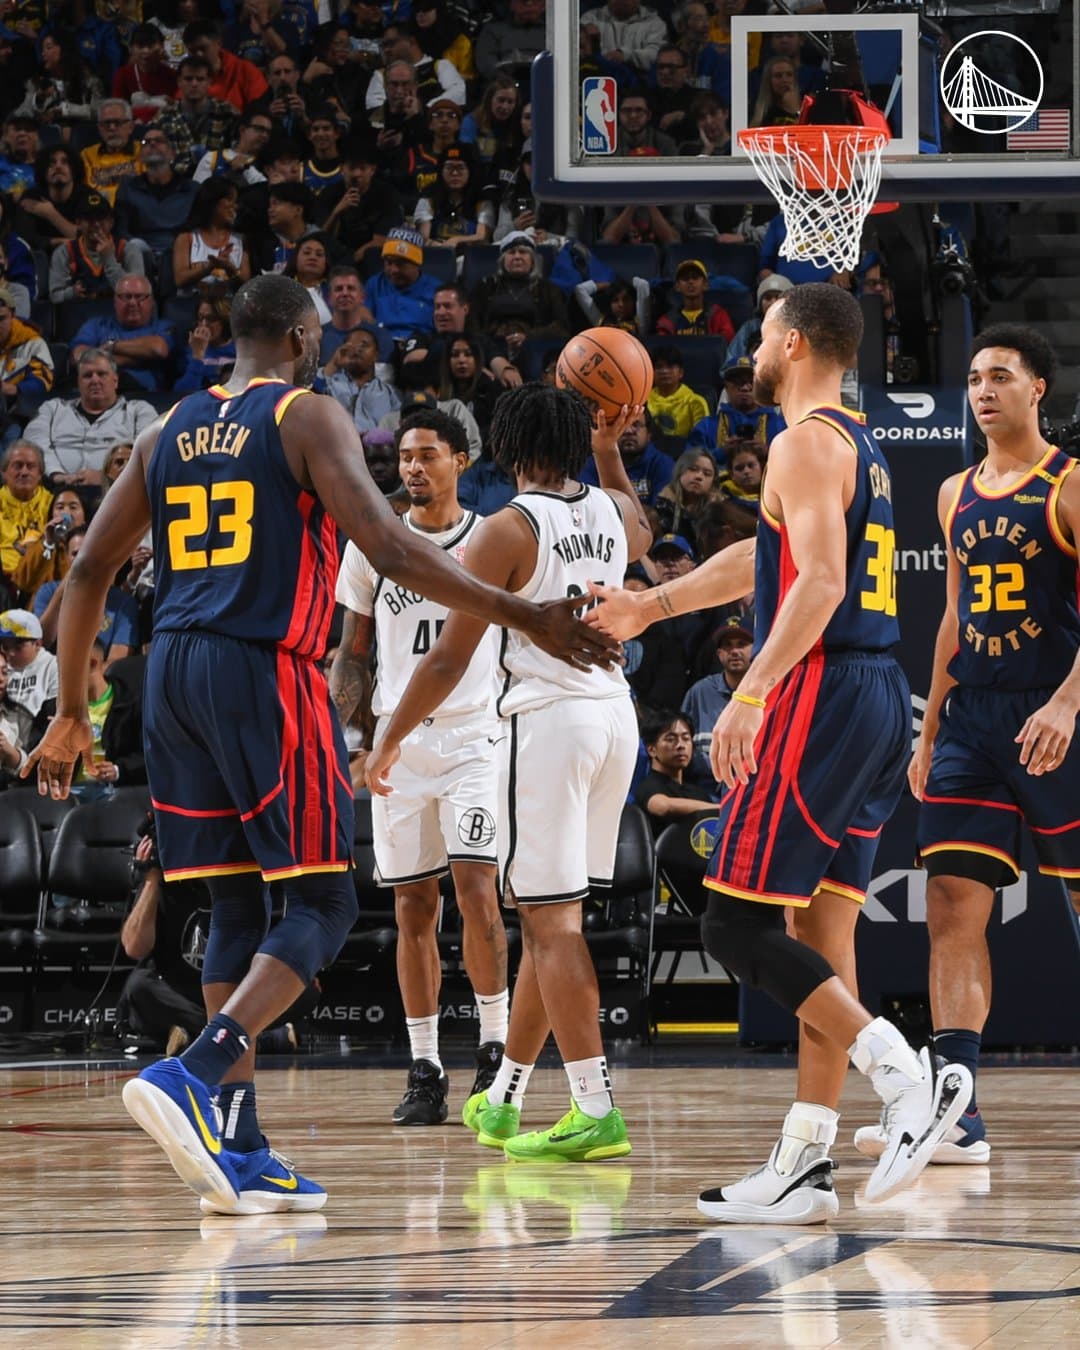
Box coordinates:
[697,1143,839,1225]
[854,1108,991,1166]
[864,1049,973,1202]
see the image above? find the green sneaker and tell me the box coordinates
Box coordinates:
[503,1103,632,1163]
[462,1091,520,1148]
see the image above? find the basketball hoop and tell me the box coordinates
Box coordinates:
[738,124,888,274]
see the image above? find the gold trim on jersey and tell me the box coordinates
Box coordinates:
[943,468,974,540]
[971,445,1058,500]
[1045,455,1078,559]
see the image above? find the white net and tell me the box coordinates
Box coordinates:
[738,126,888,273]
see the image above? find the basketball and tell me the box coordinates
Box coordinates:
[555,327,654,423]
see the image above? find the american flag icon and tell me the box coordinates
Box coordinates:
[1006,109,1071,151]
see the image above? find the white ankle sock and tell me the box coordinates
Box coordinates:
[774,1101,839,1175]
[565,1056,613,1118]
[849,1016,923,1081]
[485,1055,533,1109]
[406,1014,441,1070]
[475,989,509,1046]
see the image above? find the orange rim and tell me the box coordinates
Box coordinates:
[738,124,888,193]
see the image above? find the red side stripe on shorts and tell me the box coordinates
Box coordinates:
[282,493,319,655]
[152,797,240,818]
[921,792,1022,814]
[848,823,883,839]
[240,779,285,822]
[722,660,804,888]
[296,657,325,864]
[276,650,301,863]
[1029,815,1080,835]
[757,647,825,885]
[300,658,335,862]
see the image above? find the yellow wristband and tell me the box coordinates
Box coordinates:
[732,691,767,710]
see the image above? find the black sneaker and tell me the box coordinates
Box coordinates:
[392,1059,449,1126]
[469,1041,505,1097]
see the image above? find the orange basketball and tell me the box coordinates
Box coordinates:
[555,327,653,423]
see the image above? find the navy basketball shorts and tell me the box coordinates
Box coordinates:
[917,684,1080,882]
[144,630,354,883]
[705,651,910,908]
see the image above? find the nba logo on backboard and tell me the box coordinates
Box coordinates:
[582,77,617,155]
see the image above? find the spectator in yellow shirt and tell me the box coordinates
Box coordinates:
[646,344,711,448]
[0,439,51,588]
[80,99,142,205]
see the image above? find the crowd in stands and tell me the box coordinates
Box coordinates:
[0,1,968,848]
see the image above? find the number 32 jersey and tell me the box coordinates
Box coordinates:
[946,445,1080,691]
[336,510,498,720]
[147,380,340,659]
[755,405,900,654]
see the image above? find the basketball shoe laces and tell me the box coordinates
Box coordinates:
[401,1066,444,1108]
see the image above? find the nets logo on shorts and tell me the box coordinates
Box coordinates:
[458,808,496,849]
[582,77,617,155]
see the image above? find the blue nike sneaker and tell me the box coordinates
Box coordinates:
[122,1057,239,1210]
[200,1140,328,1215]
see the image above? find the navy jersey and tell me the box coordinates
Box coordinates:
[946,446,1080,691]
[755,405,900,654]
[146,378,339,660]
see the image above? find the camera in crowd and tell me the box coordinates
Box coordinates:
[1040,415,1080,457]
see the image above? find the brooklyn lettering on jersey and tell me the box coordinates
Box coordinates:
[552,530,617,567]
[955,511,1043,659]
[381,583,425,617]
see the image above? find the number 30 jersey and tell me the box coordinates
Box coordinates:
[946,446,1080,691]
[755,405,901,655]
[147,380,339,659]
[336,510,498,720]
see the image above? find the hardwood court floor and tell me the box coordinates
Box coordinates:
[2,1058,1080,1348]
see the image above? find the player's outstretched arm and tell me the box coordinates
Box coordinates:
[591,405,654,563]
[365,511,524,795]
[910,475,962,799]
[586,537,756,640]
[22,420,158,798]
[710,424,848,788]
[1015,466,1080,776]
[290,395,618,670]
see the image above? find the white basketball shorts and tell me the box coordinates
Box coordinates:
[500,693,638,905]
[373,713,501,885]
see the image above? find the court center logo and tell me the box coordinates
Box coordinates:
[939,31,1043,135]
[458,807,496,849]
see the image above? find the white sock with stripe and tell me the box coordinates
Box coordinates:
[485,1055,533,1109]
[406,1014,441,1070]
[475,989,509,1046]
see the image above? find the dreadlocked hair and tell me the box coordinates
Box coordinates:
[489,383,593,480]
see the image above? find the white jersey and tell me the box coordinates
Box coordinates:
[498,483,629,717]
[336,510,497,720]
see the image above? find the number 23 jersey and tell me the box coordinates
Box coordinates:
[755,405,900,654]
[336,509,498,720]
[147,380,339,659]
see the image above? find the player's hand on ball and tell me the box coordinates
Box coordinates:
[711,699,762,789]
[592,403,643,455]
[1016,695,1076,776]
[21,714,93,799]
[364,739,400,797]
[584,582,647,640]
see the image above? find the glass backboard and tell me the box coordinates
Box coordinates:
[533,1,1079,204]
